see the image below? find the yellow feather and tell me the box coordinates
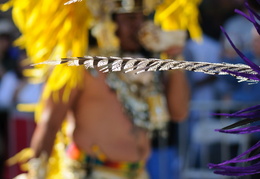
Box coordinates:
[1,0,202,177]
[154,0,202,41]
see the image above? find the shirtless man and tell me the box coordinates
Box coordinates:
[29,11,189,179]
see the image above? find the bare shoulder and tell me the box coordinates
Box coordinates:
[81,70,111,92]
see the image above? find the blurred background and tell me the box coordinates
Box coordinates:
[1,0,260,178]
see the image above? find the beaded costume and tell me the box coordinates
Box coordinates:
[37,0,260,177]
[0,0,202,178]
[6,0,260,177]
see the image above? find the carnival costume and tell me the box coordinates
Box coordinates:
[0,0,202,178]
[62,143,148,179]
[5,0,260,177]
[45,1,260,177]
[37,0,260,177]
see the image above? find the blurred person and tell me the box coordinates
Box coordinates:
[217,2,256,102]
[0,0,204,178]
[182,34,222,172]
[0,18,20,178]
[183,33,221,128]
[5,50,42,179]
[221,8,254,59]
[199,0,244,40]
[0,19,20,110]
[184,34,221,102]
[0,19,19,75]
[218,27,260,103]
[138,21,189,178]
[28,10,189,179]
[12,50,43,109]
[90,5,190,179]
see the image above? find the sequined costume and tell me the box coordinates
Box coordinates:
[38,1,260,177]
[0,0,201,178]
[29,0,260,177]
[62,143,148,179]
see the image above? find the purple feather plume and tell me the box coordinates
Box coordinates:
[209,141,260,176]
[209,0,260,176]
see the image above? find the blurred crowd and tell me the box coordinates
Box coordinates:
[0,16,42,179]
[1,0,260,179]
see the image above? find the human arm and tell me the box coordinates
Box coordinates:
[165,70,190,122]
[164,45,190,122]
[30,85,80,158]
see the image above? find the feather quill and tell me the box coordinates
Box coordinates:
[33,56,258,83]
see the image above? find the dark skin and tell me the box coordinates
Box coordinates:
[30,12,190,162]
[115,12,144,52]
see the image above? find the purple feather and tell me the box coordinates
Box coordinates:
[216,126,260,134]
[220,26,260,74]
[209,142,260,176]
[209,1,260,176]
[209,162,260,176]
[221,70,260,81]
[220,26,260,81]
[215,104,260,118]
[213,141,260,165]
[235,2,260,34]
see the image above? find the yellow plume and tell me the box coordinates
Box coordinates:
[154,0,202,41]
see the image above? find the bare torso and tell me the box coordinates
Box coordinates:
[69,71,151,162]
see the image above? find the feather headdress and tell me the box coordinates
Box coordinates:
[0,0,203,178]
[4,0,260,177]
